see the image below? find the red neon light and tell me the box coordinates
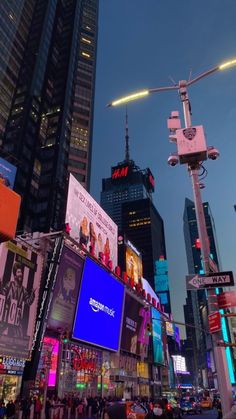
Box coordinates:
[112,166,129,180]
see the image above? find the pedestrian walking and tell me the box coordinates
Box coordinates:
[6,400,15,419]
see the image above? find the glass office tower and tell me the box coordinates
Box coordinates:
[1,0,99,232]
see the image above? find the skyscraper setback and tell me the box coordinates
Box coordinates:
[0,0,99,232]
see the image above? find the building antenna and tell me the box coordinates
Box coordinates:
[125,106,130,161]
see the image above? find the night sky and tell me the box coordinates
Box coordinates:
[91,0,236,334]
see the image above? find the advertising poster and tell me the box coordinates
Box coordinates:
[48,245,84,331]
[151,307,164,365]
[125,240,142,284]
[121,291,150,356]
[0,241,43,359]
[66,174,118,268]
[0,157,17,189]
[73,257,125,351]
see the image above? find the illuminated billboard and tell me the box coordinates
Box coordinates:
[48,245,84,331]
[172,355,189,374]
[125,240,142,284]
[151,307,164,365]
[66,174,118,268]
[0,157,17,189]
[43,337,59,387]
[121,291,150,357]
[73,257,125,351]
[0,241,43,359]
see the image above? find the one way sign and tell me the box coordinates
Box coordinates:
[186,271,234,290]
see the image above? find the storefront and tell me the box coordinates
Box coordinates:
[109,353,138,400]
[58,342,103,398]
[0,357,25,402]
[137,362,150,397]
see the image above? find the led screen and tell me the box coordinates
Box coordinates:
[121,292,150,356]
[125,241,142,285]
[66,174,118,268]
[73,258,125,351]
[151,307,164,365]
[0,157,17,189]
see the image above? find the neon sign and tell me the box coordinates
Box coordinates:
[112,166,129,180]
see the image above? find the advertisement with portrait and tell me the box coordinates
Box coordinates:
[0,157,17,189]
[73,257,125,351]
[121,291,150,357]
[0,241,43,359]
[151,308,164,365]
[125,240,142,285]
[66,174,118,268]
[48,245,84,331]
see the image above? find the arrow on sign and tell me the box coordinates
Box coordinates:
[186,271,234,290]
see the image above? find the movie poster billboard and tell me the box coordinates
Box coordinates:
[0,241,43,359]
[121,291,150,358]
[0,157,17,189]
[151,307,164,365]
[48,245,84,331]
[125,240,142,285]
[66,174,118,268]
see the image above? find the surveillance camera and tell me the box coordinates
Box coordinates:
[207,146,219,160]
[167,154,179,166]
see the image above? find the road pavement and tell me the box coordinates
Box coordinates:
[182,409,218,419]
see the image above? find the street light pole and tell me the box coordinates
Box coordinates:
[108,57,236,414]
[178,81,232,415]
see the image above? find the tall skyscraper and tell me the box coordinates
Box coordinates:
[1,0,99,232]
[101,116,170,298]
[122,198,166,290]
[0,1,35,144]
[183,198,235,387]
[101,112,155,229]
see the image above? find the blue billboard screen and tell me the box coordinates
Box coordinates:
[0,157,17,189]
[151,307,164,365]
[73,257,125,351]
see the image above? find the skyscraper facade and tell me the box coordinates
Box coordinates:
[183,198,233,387]
[1,0,99,232]
[0,1,35,145]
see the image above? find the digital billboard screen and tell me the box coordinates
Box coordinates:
[125,240,142,285]
[73,257,125,351]
[0,241,43,359]
[0,157,17,189]
[151,307,164,365]
[66,174,118,268]
[48,245,84,331]
[121,291,150,356]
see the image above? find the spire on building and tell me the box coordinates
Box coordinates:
[125,106,130,161]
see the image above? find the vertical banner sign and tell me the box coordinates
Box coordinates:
[0,241,43,358]
[66,174,118,268]
[48,245,84,331]
[151,307,165,365]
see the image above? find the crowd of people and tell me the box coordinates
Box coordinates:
[0,394,233,419]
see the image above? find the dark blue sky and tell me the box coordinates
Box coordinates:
[91,0,236,331]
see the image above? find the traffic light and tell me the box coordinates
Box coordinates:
[62,330,69,344]
[147,323,152,336]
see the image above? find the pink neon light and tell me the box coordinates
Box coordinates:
[43,337,59,387]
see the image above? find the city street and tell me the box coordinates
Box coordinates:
[182,410,218,419]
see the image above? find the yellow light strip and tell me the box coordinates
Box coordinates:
[82,52,91,58]
[82,37,91,44]
[219,58,236,70]
[111,90,149,106]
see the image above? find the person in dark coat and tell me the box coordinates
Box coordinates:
[104,403,127,419]
[6,401,15,419]
[145,401,167,419]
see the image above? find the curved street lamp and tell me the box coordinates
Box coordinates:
[108,57,236,415]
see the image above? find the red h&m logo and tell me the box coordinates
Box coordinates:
[112,166,129,179]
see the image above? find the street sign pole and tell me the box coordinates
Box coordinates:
[181,89,232,415]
